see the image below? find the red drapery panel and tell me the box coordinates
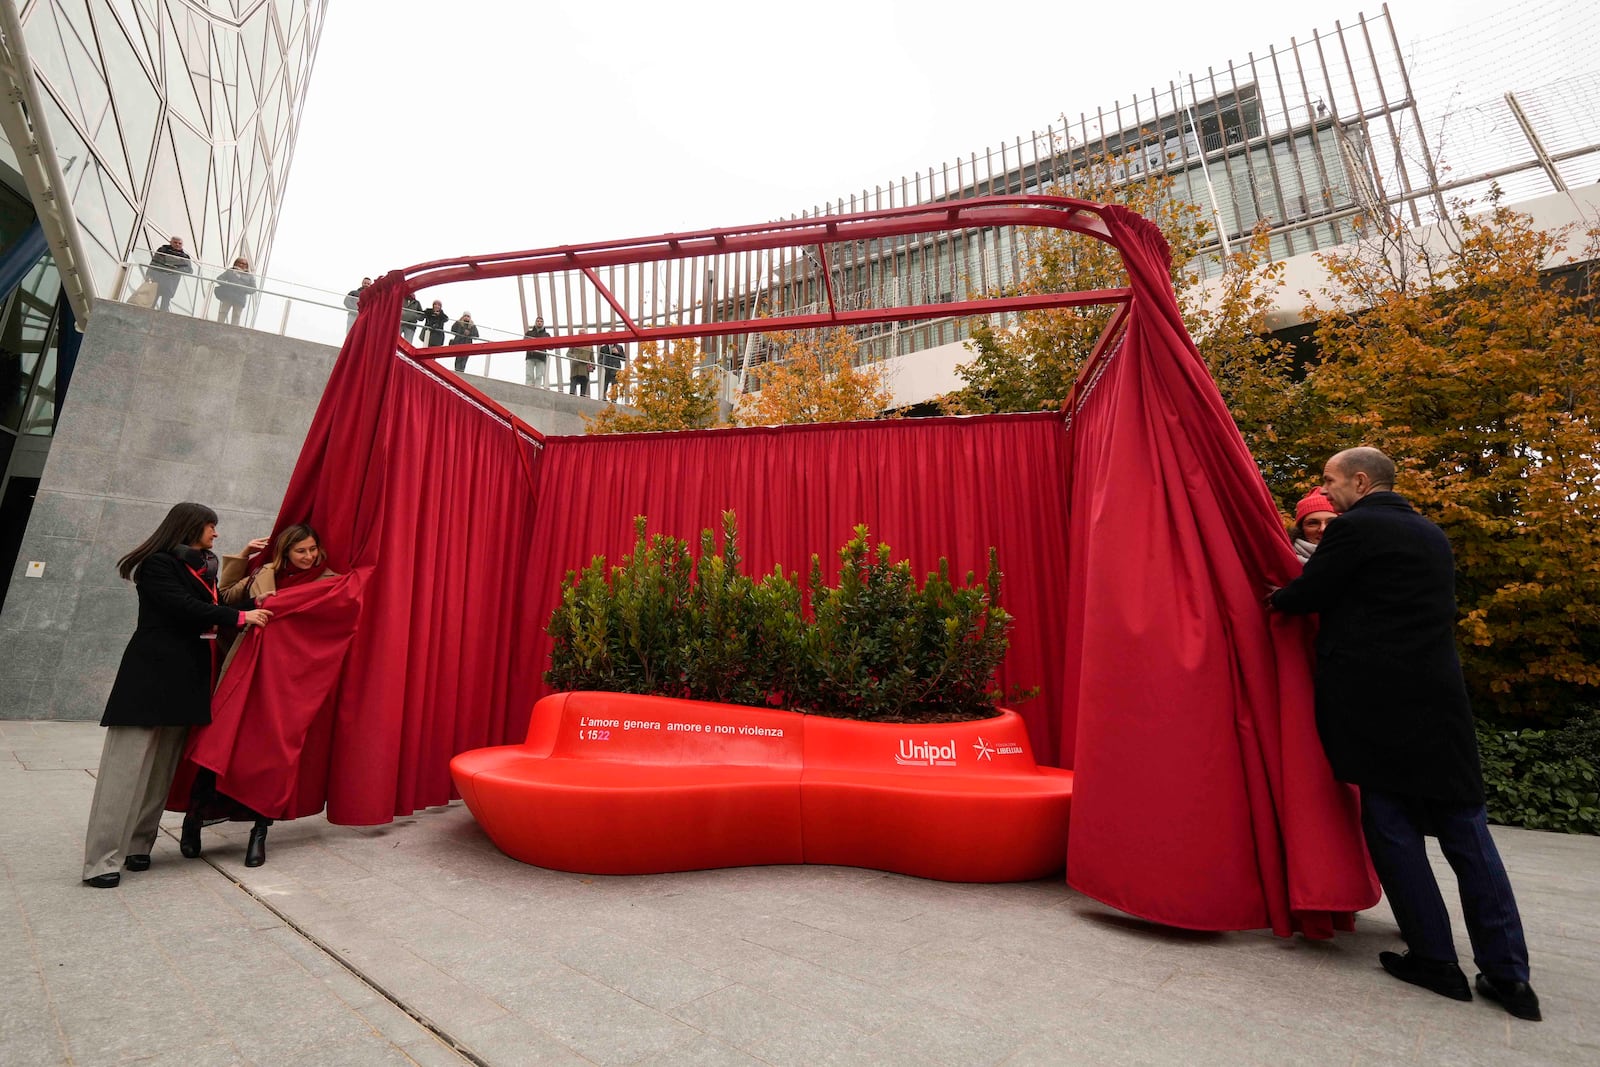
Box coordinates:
[523,413,1075,766]
[1059,205,1378,936]
[176,200,1376,941]
[183,274,546,824]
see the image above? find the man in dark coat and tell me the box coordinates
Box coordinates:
[345,277,371,333]
[524,315,552,387]
[400,296,424,343]
[148,236,194,311]
[1270,447,1539,1021]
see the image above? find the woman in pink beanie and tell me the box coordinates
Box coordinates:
[1290,488,1338,562]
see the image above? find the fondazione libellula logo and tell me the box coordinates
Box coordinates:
[895,739,958,766]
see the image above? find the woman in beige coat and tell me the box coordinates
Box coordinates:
[181,523,336,866]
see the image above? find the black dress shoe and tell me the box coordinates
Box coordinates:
[1475,973,1542,1021]
[1379,950,1471,1001]
[82,873,120,888]
[244,823,268,868]
[123,854,151,871]
[179,811,202,859]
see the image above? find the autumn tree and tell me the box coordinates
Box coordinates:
[944,151,1209,414]
[1303,202,1600,719]
[585,338,721,434]
[732,328,894,426]
[943,151,1299,478]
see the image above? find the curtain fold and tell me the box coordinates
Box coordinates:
[1060,205,1377,935]
[174,205,1377,941]
[181,274,546,824]
[524,413,1075,766]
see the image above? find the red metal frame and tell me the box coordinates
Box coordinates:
[396,195,1136,363]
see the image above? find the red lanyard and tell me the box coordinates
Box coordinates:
[185,563,223,682]
[183,564,218,604]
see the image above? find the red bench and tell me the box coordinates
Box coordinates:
[450,691,1073,882]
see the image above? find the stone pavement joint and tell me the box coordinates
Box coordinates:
[181,835,494,1066]
[4,720,1599,1066]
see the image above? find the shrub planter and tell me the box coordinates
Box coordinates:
[451,691,1073,882]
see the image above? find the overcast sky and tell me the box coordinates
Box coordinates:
[264,0,1592,355]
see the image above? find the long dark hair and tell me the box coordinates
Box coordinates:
[271,523,323,572]
[116,502,219,580]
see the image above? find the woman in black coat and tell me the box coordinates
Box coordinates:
[449,312,479,372]
[81,503,273,888]
[420,300,448,347]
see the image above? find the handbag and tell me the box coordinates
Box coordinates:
[128,279,159,307]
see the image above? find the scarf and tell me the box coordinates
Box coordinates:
[273,557,325,591]
[172,545,219,587]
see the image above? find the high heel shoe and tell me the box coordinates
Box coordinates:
[179,811,202,859]
[244,822,268,868]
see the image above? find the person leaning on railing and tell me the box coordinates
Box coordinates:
[599,341,627,400]
[212,257,257,326]
[420,299,448,347]
[449,312,480,372]
[148,236,194,312]
[524,315,552,387]
[401,296,424,343]
[567,345,594,397]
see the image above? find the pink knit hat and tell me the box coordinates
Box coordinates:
[1295,488,1337,523]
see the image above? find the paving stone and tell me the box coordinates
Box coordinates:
[3,722,1599,1067]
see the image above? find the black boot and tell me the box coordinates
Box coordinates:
[179,810,203,859]
[244,821,268,868]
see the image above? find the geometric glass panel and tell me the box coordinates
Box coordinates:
[91,0,160,194]
[167,118,213,258]
[240,8,267,100]
[235,33,259,124]
[95,0,155,77]
[145,122,191,247]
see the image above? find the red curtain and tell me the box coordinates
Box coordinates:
[180,209,1376,939]
[523,413,1074,764]
[1058,206,1377,936]
[183,274,546,824]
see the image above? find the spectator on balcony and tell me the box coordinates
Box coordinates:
[344,277,371,333]
[420,300,448,347]
[524,315,552,387]
[400,296,424,344]
[567,346,594,397]
[449,312,480,372]
[598,341,627,400]
[212,257,256,326]
[148,237,194,312]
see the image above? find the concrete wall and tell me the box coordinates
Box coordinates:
[0,302,602,721]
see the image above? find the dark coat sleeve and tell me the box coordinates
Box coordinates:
[139,554,240,629]
[1270,516,1361,615]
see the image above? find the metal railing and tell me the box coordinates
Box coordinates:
[108,251,646,401]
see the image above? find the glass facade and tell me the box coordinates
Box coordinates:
[0,0,326,595]
[6,0,328,299]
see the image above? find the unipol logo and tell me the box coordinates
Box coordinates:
[895,739,958,766]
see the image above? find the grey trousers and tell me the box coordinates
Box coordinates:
[82,725,188,880]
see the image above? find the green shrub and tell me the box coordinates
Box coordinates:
[1478,715,1600,835]
[544,517,694,696]
[801,527,1011,722]
[544,514,1017,723]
